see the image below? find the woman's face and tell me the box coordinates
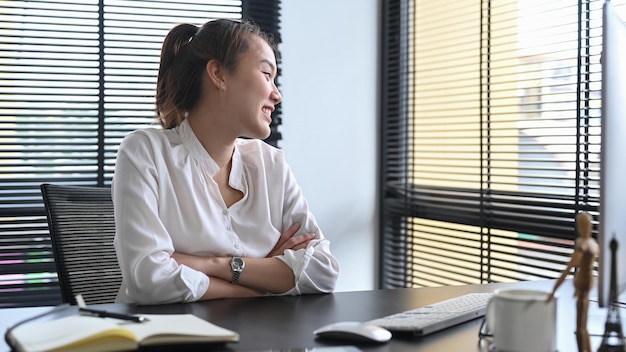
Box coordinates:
[222,34,282,139]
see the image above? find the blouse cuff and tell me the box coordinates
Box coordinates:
[179,264,210,302]
[274,245,316,296]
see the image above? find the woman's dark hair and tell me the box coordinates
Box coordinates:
[155,19,277,129]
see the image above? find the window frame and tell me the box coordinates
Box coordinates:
[379,0,604,288]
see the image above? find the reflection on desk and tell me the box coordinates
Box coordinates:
[1,279,619,352]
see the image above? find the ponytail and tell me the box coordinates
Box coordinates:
[156,23,201,129]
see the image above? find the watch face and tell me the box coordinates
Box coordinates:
[232,257,244,271]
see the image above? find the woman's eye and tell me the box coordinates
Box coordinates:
[263,71,272,78]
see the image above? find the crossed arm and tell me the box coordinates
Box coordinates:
[171,223,315,300]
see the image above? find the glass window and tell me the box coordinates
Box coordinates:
[380,0,626,288]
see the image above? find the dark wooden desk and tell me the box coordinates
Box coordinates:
[1,279,618,351]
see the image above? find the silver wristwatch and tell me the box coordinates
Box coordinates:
[230,256,245,284]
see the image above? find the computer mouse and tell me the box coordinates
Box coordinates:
[313,321,392,343]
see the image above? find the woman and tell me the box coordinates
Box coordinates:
[112,19,339,304]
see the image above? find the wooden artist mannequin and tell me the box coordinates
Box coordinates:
[547,212,599,352]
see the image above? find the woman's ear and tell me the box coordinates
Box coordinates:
[205,60,225,90]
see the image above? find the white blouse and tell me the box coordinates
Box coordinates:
[112,120,339,304]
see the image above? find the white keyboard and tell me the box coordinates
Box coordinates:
[367,292,493,336]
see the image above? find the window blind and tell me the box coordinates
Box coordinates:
[380,0,623,288]
[0,0,282,307]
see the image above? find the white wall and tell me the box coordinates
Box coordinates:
[279,0,379,292]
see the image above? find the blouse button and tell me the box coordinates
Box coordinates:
[226,225,232,231]
[222,209,228,216]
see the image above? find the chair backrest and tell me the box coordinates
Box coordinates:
[40,183,121,305]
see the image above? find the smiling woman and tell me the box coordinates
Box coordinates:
[112,19,339,305]
[0,0,283,308]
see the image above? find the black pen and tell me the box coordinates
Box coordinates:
[79,307,147,323]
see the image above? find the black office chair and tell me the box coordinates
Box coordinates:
[40,183,122,305]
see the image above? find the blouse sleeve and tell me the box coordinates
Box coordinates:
[271,161,340,295]
[112,132,208,304]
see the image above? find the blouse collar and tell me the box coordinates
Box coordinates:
[177,119,245,189]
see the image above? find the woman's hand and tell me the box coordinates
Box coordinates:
[267,223,315,257]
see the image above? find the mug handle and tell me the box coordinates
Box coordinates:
[484,295,497,336]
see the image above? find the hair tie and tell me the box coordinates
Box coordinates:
[179,25,198,52]
[189,26,200,42]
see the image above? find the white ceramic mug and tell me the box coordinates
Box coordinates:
[485,288,557,352]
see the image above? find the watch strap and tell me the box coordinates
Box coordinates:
[231,270,241,284]
[231,257,244,284]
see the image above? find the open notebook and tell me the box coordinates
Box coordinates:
[6,313,239,352]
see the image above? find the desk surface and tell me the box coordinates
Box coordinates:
[1,279,620,351]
